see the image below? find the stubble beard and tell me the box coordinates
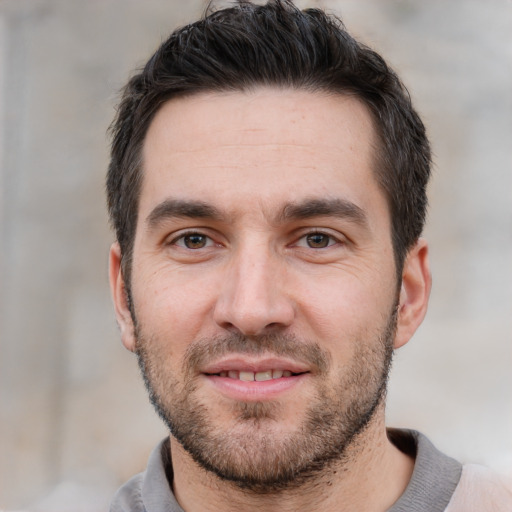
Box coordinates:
[134,313,396,493]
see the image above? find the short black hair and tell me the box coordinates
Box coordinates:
[107,0,431,284]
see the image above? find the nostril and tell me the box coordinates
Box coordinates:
[219,322,240,334]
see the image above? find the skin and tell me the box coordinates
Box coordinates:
[110,88,431,511]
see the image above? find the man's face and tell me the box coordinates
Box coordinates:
[112,89,413,489]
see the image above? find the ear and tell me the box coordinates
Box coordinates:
[109,242,136,352]
[394,238,431,349]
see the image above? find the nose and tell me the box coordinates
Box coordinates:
[213,243,295,336]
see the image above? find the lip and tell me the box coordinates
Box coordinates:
[203,372,309,401]
[200,355,311,401]
[200,356,310,375]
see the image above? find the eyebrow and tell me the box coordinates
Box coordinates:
[279,198,368,227]
[146,199,224,230]
[145,196,368,231]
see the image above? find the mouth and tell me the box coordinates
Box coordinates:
[206,369,304,381]
[200,357,311,401]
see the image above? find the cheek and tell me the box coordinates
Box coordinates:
[292,270,396,344]
[132,264,219,340]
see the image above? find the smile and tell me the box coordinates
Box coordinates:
[214,369,297,381]
[202,366,309,402]
[200,357,311,400]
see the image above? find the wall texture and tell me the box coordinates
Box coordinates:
[0,0,510,509]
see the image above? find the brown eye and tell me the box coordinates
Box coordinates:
[306,233,332,248]
[178,234,211,249]
[184,234,207,249]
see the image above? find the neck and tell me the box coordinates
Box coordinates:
[170,408,414,512]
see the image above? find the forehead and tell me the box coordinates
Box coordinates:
[140,88,386,223]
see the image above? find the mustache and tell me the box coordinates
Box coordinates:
[182,332,331,375]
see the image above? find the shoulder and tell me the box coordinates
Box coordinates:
[445,464,512,512]
[109,472,146,512]
[109,437,180,512]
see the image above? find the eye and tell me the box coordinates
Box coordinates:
[296,232,338,249]
[173,232,214,249]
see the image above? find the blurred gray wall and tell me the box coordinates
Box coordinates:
[0,0,510,509]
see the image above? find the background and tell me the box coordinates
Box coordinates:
[0,0,511,509]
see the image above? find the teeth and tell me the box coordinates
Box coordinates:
[218,369,295,381]
[255,370,272,382]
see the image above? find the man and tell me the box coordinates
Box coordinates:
[107,1,511,510]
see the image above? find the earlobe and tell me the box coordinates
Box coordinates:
[394,238,431,349]
[109,242,136,352]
